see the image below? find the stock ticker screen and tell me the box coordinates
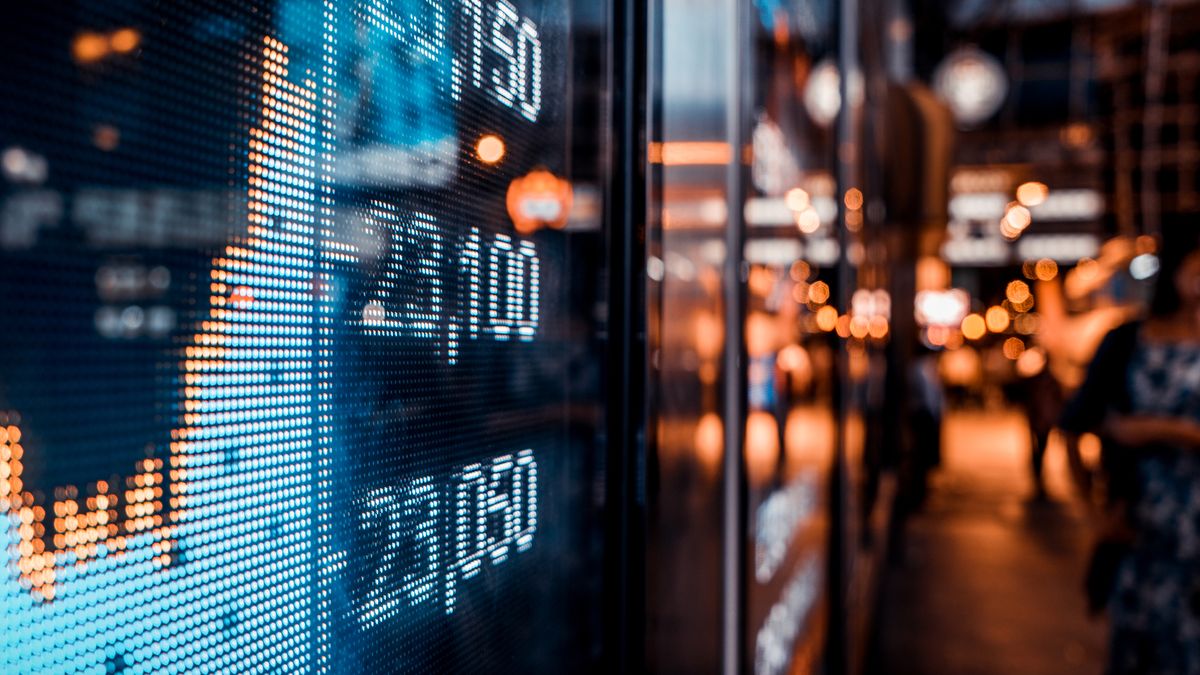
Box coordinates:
[0,0,609,671]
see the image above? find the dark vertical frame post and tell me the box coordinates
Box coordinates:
[604,0,648,668]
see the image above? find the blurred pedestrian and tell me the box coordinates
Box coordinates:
[1007,348,1064,500]
[1061,226,1200,674]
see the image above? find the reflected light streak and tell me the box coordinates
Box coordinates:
[694,413,724,477]
[648,142,732,166]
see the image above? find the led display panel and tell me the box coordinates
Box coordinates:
[0,0,609,671]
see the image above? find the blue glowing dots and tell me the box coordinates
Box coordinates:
[0,34,326,673]
[170,34,321,671]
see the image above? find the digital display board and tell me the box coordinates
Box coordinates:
[0,0,609,671]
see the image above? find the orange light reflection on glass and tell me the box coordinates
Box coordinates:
[745,411,780,486]
[476,134,506,164]
[648,141,732,165]
[109,28,141,54]
[694,413,723,475]
[73,32,109,63]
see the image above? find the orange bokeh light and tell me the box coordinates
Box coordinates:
[476,134,506,164]
[961,313,986,340]
[109,28,141,54]
[73,32,109,63]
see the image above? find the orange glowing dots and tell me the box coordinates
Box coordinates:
[844,187,864,211]
[506,169,573,233]
[1015,181,1048,207]
[693,312,724,360]
[1005,204,1031,229]
[649,141,732,165]
[815,305,838,332]
[985,305,1010,333]
[93,125,120,151]
[1014,312,1039,335]
[694,413,723,475]
[777,344,811,380]
[1006,280,1031,305]
[796,207,821,234]
[745,312,776,357]
[869,316,889,339]
[1034,258,1058,281]
[748,266,776,298]
[785,187,811,211]
[1075,257,1099,281]
[808,281,830,305]
[1000,203,1032,240]
[230,286,255,307]
[109,28,141,54]
[1016,346,1047,377]
[1062,123,1093,148]
[849,316,870,339]
[835,314,852,338]
[792,283,808,304]
[1003,336,1026,360]
[745,411,780,485]
[476,134,506,164]
[790,260,811,282]
[961,313,986,340]
[73,32,108,63]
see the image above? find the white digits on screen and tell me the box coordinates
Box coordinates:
[357,477,441,627]
[464,228,540,343]
[487,234,540,340]
[453,0,543,122]
[360,202,444,338]
[446,449,537,612]
[354,450,536,624]
[360,0,447,62]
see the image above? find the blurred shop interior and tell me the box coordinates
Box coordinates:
[649,0,1200,673]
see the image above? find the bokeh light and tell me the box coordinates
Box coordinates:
[1005,280,1031,305]
[961,313,986,340]
[985,305,1010,333]
[1015,181,1048,207]
[1002,336,1026,360]
[476,134,506,164]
